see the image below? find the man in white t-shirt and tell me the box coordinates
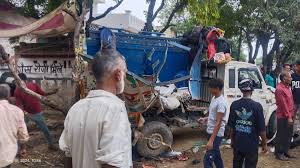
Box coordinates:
[199,78,228,168]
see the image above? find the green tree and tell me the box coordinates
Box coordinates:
[187,0,220,26]
[216,0,239,38]
[230,38,247,62]
[246,0,300,70]
[143,0,166,31]
[7,0,65,18]
[145,0,220,33]
[214,0,300,71]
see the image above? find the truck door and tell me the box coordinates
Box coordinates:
[224,66,238,107]
[237,68,269,115]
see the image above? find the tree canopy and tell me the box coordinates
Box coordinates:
[227,0,300,70]
[144,0,220,33]
[7,0,65,18]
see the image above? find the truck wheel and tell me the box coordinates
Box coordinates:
[137,121,173,157]
[267,112,277,144]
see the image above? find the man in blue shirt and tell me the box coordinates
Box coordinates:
[228,79,267,168]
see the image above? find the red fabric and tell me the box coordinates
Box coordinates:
[206,30,219,60]
[275,83,294,119]
[15,82,45,114]
[207,42,216,60]
[0,22,20,30]
[36,13,64,31]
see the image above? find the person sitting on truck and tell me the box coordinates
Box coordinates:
[275,71,295,161]
[228,79,268,168]
[199,78,229,168]
[59,49,132,168]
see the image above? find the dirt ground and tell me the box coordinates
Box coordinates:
[11,110,300,168]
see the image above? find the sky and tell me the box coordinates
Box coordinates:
[97,0,162,25]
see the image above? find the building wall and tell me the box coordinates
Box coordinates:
[128,13,145,32]
[17,57,74,80]
[0,56,76,109]
[93,12,145,33]
[94,14,129,29]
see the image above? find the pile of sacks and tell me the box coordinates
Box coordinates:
[155,84,191,110]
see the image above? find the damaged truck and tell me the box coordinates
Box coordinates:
[83,26,285,157]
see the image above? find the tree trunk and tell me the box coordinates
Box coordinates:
[260,32,271,67]
[245,31,254,63]
[251,38,260,64]
[266,38,280,70]
[274,40,293,75]
[159,0,187,33]
[85,0,94,37]
[237,28,242,61]
[73,0,89,103]
[143,0,156,31]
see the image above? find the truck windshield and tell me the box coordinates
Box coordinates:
[238,68,262,89]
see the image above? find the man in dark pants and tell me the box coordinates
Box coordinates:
[228,79,267,168]
[275,71,295,160]
[292,60,300,119]
[199,78,228,168]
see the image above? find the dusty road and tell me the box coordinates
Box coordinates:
[11,110,300,168]
[147,128,300,168]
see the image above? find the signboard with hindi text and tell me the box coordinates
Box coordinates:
[16,58,74,79]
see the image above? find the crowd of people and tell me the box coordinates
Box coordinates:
[201,60,300,168]
[0,48,299,168]
[262,63,297,88]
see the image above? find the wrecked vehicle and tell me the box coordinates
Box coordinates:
[85,27,280,157]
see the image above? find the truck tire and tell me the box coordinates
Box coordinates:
[137,121,173,157]
[267,112,277,144]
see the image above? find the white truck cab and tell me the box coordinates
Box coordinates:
[224,61,276,119]
[199,61,277,139]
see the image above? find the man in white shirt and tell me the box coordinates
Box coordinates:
[59,49,132,168]
[199,78,228,168]
[0,84,29,168]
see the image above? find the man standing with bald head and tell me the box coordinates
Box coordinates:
[275,71,295,161]
[59,49,132,168]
